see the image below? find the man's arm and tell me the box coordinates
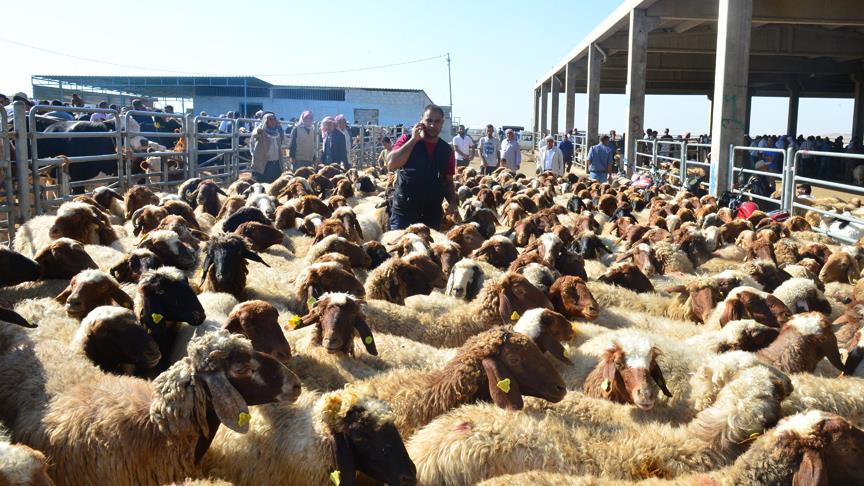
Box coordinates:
[388,124,424,171]
[444,175,457,210]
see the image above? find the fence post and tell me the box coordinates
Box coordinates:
[783,147,795,212]
[231,120,239,179]
[186,114,198,179]
[12,102,31,222]
[650,140,657,168]
[680,141,687,187]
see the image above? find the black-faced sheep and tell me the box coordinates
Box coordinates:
[72,305,161,377]
[201,233,269,298]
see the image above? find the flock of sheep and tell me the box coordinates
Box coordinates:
[1,162,863,486]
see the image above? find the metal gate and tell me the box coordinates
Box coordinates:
[788,150,864,243]
[123,110,188,190]
[684,142,711,191]
[192,115,235,184]
[28,105,123,215]
[234,118,257,176]
[634,139,656,172]
[0,109,15,244]
[728,145,788,209]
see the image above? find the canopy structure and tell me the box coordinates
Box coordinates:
[533,0,864,194]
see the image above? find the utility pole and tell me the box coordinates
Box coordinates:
[447,52,453,113]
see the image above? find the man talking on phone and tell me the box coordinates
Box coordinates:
[387,104,458,230]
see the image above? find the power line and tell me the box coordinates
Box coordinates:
[0,36,446,77]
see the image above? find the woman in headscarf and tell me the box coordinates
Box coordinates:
[288,110,317,170]
[250,112,285,183]
[335,114,353,169]
[321,116,348,169]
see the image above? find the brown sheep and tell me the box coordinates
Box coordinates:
[234,222,284,252]
[598,263,654,294]
[214,195,246,221]
[295,293,377,356]
[431,240,462,276]
[154,214,208,247]
[306,235,373,268]
[446,223,485,257]
[295,262,366,312]
[819,249,860,284]
[123,185,159,220]
[583,333,672,409]
[755,312,844,374]
[34,238,98,279]
[49,201,118,245]
[223,300,292,364]
[274,204,299,230]
[56,269,134,320]
[364,257,436,304]
[472,235,518,269]
[548,276,599,320]
[293,195,333,218]
[131,204,169,237]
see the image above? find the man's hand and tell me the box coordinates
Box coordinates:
[412,122,426,140]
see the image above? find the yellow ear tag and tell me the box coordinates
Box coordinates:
[496,378,511,393]
[657,377,666,387]
[749,431,760,439]
[601,379,611,392]
[364,336,374,345]
[510,311,520,321]
[307,296,317,309]
[329,470,341,486]
[238,412,251,428]
[563,346,570,359]
[288,315,302,329]
[151,313,163,324]
[122,302,132,309]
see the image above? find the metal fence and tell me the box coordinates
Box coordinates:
[28,105,123,215]
[634,139,656,172]
[124,110,188,190]
[789,150,864,243]
[0,109,15,244]
[192,115,234,184]
[727,146,789,209]
[684,142,711,190]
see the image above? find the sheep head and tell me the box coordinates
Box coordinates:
[666,280,722,324]
[56,269,133,320]
[756,312,844,374]
[137,229,197,271]
[76,305,161,376]
[317,385,416,486]
[445,258,485,301]
[598,263,655,294]
[138,267,205,331]
[548,275,599,321]
[33,238,98,280]
[719,288,791,328]
[110,249,162,284]
[583,333,672,410]
[513,308,577,364]
[201,233,268,297]
[123,185,159,220]
[224,300,291,364]
[0,306,35,328]
[234,221,283,252]
[431,241,463,276]
[496,272,553,325]
[0,247,40,287]
[298,293,376,356]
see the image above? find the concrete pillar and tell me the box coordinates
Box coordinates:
[744,90,753,136]
[710,0,753,197]
[786,86,800,137]
[533,88,540,133]
[586,43,601,148]
[624,8,648,176]
[540,83,549,135]
[707,93,714,135]
[565,62,577,133]
[853,72,864,140]
[550,76,561,135]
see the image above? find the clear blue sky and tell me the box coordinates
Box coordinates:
[0,0,854,136]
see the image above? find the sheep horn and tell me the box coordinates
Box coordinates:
[216,187,228,197]
[0,307,36,328]
[200,253,213,288]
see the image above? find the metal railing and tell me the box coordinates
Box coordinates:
[28,105,123,215]
[192,115,234,183]
[234,118,257,176]
[0,109,15,244]
[655,140,685,183]
[123,110,188,189]
[789,150,864,243]
[573,134,587,170]
[684,142,711,190]
[728,145,788,208]
[634,139,656,172]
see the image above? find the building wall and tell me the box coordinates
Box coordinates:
[193,88,435,126]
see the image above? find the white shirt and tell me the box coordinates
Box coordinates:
[452,134,473,161]
[478,136,500,166]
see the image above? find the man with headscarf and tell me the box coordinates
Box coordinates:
[387,104,457,230]
[500,128,521,171]
[289,110,317,170]
[321,116,349,169]
[250,113,285,183]
[335,114,352,168]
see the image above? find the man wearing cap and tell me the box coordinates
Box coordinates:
[558,133,574,173]
[587,134,614,182]
[500,129,521,172]
[5,92,33,117]
[536,135,564,176]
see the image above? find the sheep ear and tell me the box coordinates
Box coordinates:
[844,345,864,376]
[216,187,228,197]
[352,219,364,240]
[199,253,213,288]
[333,432,357,486]
[535,332,572,365]
[792,449,827,486]
[600,360,618,397]
[200,371,250,434]
[719,299,744,328]
[243,249,269,267]
[55,283,73,303]
[763,295,792,325]
[650,361,673,398]
[445,272,456,296]
[298,306,320,329]
[498,289,514,325]
[0,307,35,328]
[821,335,845,373]
[467,269,485,301]
[666,285,687,295]
[110,285,134,310]
[481,357,523,410]
[353,317,378,356]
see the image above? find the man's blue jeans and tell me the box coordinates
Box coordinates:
[589,171,608,182]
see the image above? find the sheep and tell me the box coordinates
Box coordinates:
[161,199,201,230]
[597,263,654,293]
[214,196,246,221]
[446,223,485,257]
[548,276,599,321]
[55,269,134,319]
[430,239,462,276]
[754,312,844,374]
[72,305,161,377]
[514,262,559,293]
[220,300,292,364]
[406,363,791,485]
[232,221,284,252]
[305,234,372,268]
[362,326,566,437]
[155,215,209,247]
[362,240,391,270]
[771,277,833,315]
[331,206,364,242]
[137,229,198,271]
[49,201,119,246]
[711,286,792,328]
[363,271,553,347]
[445,258,485,301]
[295,262,366,313]
[131,204,169,237]
[200,233,269,299]
[471,235,518,269]
[220,206,270,233]
[92,186,124,221]
[819,246,861,284]
[109,248,163,284]
[21,330,301,485]
[33,238,99,280]
[293,293,377,357]
[123,185,160,220]
[203,385,416,486]
[403,252,447,289]
[137,267,207,374]
[192,179,226,217]
[364,256,435,305]
[0,426,53,486]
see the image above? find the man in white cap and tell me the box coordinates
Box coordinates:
[536,135,564,176]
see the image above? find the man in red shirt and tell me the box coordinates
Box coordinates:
[387,104,457,230]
